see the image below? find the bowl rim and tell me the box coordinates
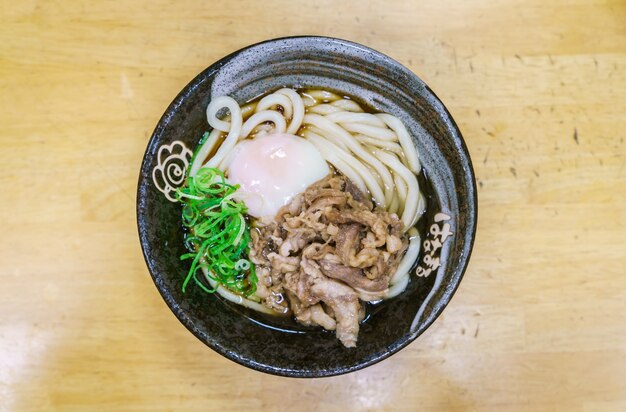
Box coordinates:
[137,35,478,378]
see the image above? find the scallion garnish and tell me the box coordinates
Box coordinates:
[176,167,257,296]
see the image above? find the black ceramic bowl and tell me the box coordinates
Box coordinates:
[137,36,476,377]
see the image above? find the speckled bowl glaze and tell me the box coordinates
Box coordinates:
[137,36,477,377]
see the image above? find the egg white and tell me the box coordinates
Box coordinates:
[227,133,330,219]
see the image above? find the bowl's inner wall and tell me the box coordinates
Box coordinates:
[138,38,475,376]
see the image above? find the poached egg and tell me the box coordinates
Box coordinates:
[227,133,330,219]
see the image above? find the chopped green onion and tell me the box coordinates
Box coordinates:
[176,167,256,296]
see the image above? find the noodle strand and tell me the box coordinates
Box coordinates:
[375,113,421,173]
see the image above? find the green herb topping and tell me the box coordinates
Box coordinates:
[176,167,257,296]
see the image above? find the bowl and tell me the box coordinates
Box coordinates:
[137,36,477,377]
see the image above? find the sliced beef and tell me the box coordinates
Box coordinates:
[286,291,336,331]
[318,259,388,292]
[249,174,408,348]
[301,256,361,347]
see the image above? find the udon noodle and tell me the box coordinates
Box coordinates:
[185,88,426,345]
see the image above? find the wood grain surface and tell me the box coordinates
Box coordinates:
[1,0,625,411]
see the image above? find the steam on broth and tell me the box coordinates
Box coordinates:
[176,88,425,347]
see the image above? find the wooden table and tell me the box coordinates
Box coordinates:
[1,1,624,410]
